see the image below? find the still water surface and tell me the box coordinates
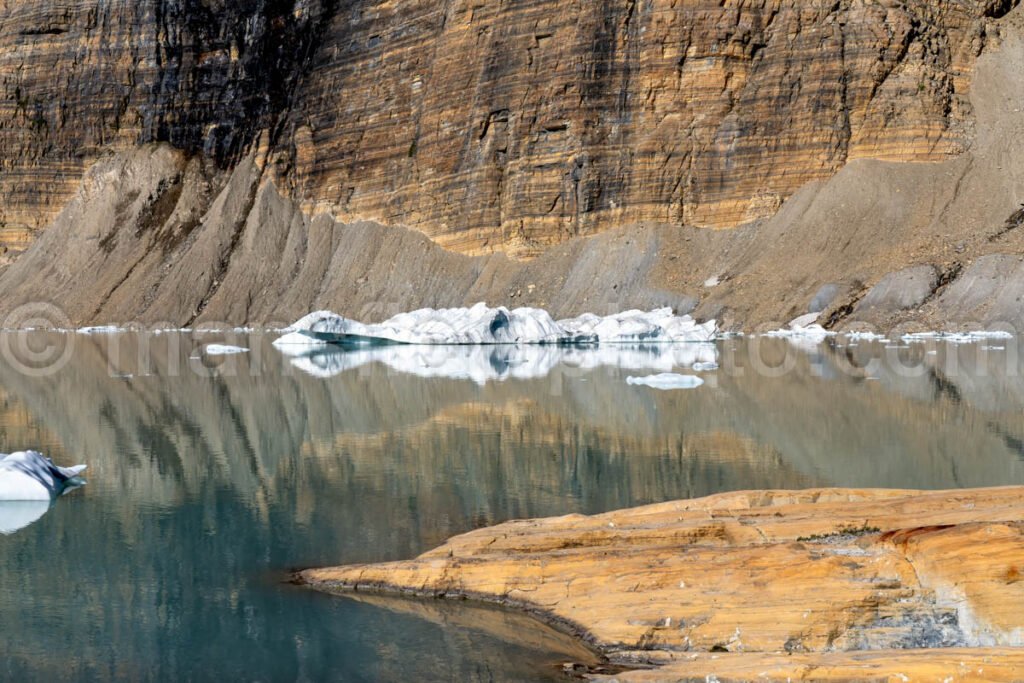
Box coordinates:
[2,332,1024,680]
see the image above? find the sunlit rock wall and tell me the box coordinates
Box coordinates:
[0,0,1017,257]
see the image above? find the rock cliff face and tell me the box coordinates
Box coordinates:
[284,0,1012,255]
[1,0,1024,327]
[0,0,332,248]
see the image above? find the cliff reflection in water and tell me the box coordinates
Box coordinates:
[1,331,1023,680]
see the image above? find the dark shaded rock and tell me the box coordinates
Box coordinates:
[931,254,1020,321]
[856,266,940,315]
[809,284,842,314]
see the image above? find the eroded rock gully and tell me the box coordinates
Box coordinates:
[303,487,1024,681]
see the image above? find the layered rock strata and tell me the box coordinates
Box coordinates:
[303,487,1024,681]
[0,0,1019,258]
[1,3,1024,329]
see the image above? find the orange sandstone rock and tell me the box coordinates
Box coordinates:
[304,487,1024,680]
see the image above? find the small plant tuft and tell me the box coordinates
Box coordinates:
[798,524,881,543]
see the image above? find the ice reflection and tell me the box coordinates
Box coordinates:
[279,342,719,383]
[0,501,52,535]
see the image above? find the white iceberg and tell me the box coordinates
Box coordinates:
[626,374,705,390]
[558,309,718,343]
[0,451,87,501]
[203,344,249,356]
[275,304,717,348]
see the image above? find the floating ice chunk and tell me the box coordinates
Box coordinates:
[0,451,86,502]
[692,361,719,372]
[626,374,705,390]
[278,304,717,347]
[902,330,1014,344]
[77,325,123,334]
[763,318,835,354]
[559,308,717,344]
[764,313,836,344]
[764,325,835,341]
[203,344,249,356]
[280,304,575,345]
[274,331,329,349]
[844,332,888,342]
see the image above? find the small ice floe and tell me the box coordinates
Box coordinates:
[902,331,1014,345]
[203,344,249,356]
[150,327,192,334]
[626,374,704,390]
[275,304,717,347]
[692,361,719,372]
[77,325,123,334]
[0,452,87,533]
[764,314,836,348]
[274,331,327,349]
[844,331,888,342]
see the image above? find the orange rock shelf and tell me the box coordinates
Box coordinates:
[303,487,1024,681]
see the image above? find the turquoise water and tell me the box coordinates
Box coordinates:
[1,332,1023,680]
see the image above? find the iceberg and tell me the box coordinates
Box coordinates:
[275,304,717,348]
[0,451,87,501]
[626,374,705,390]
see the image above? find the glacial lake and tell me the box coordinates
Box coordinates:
[2,331,1024,681]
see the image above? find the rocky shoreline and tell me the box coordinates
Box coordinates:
[302,487,1024,681]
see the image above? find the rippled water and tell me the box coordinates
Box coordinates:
[1,331,1023,681]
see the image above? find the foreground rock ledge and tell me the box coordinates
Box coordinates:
[303,488,1024,681]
